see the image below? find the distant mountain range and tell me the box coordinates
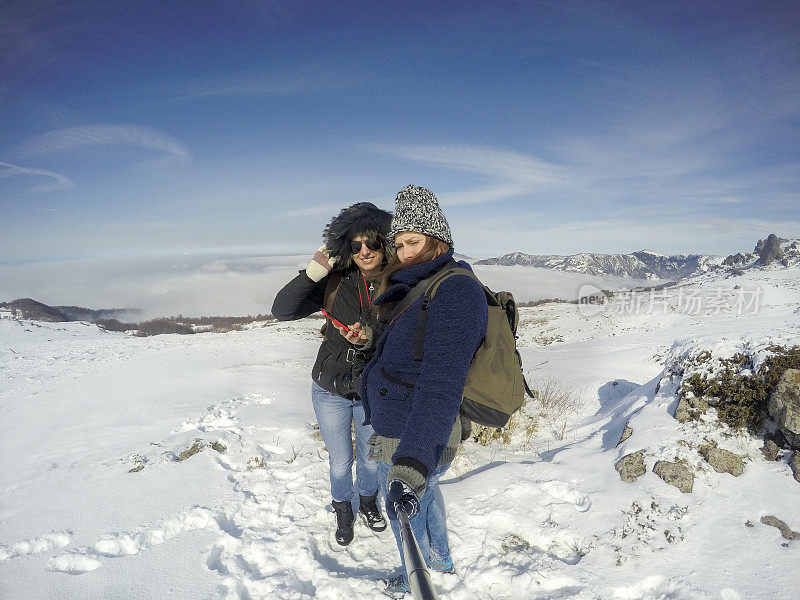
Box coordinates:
[474,234,799,281]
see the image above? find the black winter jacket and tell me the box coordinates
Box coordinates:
[271,267,377,399]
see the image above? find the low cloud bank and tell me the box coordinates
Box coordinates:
[0,254,307,320]
[0,254,662,319]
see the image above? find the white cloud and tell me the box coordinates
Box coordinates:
[0,161,74,192]
[0,252,664,318]
[367,143,571,207]
[182,69,350,99]
[0,254,308,319]
[14,125,191,161]
[436,184,530,207]
[382,143,569,189]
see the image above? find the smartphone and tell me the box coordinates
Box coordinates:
[320,309,351,333]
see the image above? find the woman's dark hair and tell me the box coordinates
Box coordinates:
[323,203,393,272]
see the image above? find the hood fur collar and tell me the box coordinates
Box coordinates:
[323,202,393,271]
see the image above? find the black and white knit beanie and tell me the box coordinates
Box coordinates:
[389,185,453,245]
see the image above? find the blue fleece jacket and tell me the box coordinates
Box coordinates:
[361,250,488,476]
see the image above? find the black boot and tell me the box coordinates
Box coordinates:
[332,500,355,546]
[359,493,387,532]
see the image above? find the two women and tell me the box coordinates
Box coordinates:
[358,185,488,597]
[271,202,390,545]
[274,187,484,597]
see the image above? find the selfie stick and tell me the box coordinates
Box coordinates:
[396,503,438,600]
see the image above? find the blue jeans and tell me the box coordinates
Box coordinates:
[378,460,451,585]
[311,382,378,503]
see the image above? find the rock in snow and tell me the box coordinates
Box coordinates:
[699,441,745,477]
[615,450,646,482]
[791,452,800,483]
[653,460,695,493]
[768,369,800,449]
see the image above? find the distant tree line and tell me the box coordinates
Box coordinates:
[94,314,276,336]
[56,305,138,322]
[516,298,574,307]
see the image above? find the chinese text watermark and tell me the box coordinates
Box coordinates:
[577,284,763,317]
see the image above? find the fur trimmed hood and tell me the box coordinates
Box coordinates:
[323,202,393,271]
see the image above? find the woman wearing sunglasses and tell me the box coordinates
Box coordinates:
[272,202,391,546]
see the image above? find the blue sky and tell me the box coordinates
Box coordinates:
[2,0,799,264]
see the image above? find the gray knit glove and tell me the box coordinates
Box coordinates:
[305,246,337,282]
[386,464,426,520]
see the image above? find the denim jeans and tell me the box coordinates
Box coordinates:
[378,460,451,585]
[311,382,378,503]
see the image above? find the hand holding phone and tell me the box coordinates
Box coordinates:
[320,309,351,333]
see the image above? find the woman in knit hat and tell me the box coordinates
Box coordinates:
[347,185,488,597]
[271,202,391,546]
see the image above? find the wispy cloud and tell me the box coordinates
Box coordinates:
[0,161,74,192]
[387,144,569,187]
[371,144,570,206]
[14,125,191,161]
[182,70,351,99]
[437,184,530,207]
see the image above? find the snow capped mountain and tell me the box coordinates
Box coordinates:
[475,249,723,280]
[475,235,799,282]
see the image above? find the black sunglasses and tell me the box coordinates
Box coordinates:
[350,239,382,254]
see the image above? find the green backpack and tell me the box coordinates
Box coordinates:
[392,263,534,428]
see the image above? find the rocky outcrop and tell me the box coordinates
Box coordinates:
[723,252,752,266]
[768,369,800,448]
[616,451,646,482]
[699,441,745,476]
[755,234,785,266]
[653,460,694,493]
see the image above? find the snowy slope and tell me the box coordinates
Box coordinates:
[1,264,799,599]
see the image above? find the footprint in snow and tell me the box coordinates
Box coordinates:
[539,480,592,512]
[47,507,219,574]
[48,553,103,574]
[0,531,72,561]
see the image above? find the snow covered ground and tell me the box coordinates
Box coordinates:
[2,263,799,599]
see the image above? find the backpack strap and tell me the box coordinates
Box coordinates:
[413,267,488,361]
[386,259,459,325]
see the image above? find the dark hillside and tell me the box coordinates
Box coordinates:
[0,298,69,322]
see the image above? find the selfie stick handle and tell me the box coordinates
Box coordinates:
[396,504,438,600]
